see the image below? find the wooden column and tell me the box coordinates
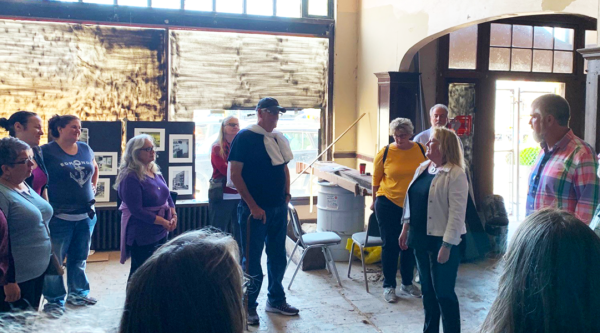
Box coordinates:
[577,47,600,151]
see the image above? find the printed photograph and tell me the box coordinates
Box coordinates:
[169,134,193,163]
[134,128,165,151]
[169,166,193,195]
[95,178,110,202]
[95,152,118,176]
[79,128,89,145]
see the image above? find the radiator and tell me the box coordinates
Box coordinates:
[92,204,210,251]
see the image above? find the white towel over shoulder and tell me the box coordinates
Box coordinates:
[246,124,294,166]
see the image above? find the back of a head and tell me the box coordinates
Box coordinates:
[119,229,245,333]
[481,208,600,333]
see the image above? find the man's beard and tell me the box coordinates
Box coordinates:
[532,130,543,143]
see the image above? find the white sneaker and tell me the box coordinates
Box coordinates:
[401,284,422,298]
[383,288,397,303]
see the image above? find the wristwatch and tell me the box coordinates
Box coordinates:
[442,241,453,249]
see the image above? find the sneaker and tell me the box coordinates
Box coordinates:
[43,303,65,319]
[383,287,397,303]
[265,301,299,316]
[401,284,422,298]
[67,295,98,306]
[247,307,259,326]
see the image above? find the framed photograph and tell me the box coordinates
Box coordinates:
[169,134,193,163]
[95,178,110,203]
[169,166,193,195]
[134,128,165,151]
[78,128,89,145]
[95,152,118,176]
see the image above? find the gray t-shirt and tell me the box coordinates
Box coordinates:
[0,183,53,283]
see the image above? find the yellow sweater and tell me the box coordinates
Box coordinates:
[372,142,428,207]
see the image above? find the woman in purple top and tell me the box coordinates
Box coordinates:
[116,134,177,279]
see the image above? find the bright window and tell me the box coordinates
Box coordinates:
[153,0,181,9]
[185,0,212,11]
[216,0,243,14]
[84,0,115,4]
[247,0,273,16]
[276,0,301,18]
[118,0,148,7]
[308,0,328,16]
[448,25,478,70]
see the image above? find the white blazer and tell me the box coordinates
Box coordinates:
[402,160,468,246]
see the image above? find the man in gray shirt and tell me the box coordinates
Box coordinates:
[413,104,449,145]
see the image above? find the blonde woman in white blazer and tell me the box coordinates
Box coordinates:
[399,127,468,333]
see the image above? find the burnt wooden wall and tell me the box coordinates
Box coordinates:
[169,30,329,121]
[0,20,166,140]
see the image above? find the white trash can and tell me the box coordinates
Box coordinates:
[317,181,365,261]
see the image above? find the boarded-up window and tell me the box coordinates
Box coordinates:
[169,30,329,121]
[0,20,166,141]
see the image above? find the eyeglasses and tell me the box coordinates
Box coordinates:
[139,146,155,152]
[226,123,240,128]
[9,156,34,165]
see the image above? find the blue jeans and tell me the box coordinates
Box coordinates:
[238,203,287,309]
[43,216,97,306]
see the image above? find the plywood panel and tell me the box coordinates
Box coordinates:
[0,20,166,140]
[170,30,329,120]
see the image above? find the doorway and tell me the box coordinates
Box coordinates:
[493,80,565,229]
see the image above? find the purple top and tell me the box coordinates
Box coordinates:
[118,172,175,248]
[31,167,47,196]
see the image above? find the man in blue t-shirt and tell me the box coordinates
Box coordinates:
[229,97,299,326]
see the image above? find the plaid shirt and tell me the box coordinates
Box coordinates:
[526,130,599,224]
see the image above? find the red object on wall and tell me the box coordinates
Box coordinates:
[453,115,473,137]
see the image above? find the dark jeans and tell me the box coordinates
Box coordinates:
[209,198,242,256]
[0,271,46,312]
[127,236,168,280]
[238,203,287,309]
[414,238,461,333]
[375,196,415,288]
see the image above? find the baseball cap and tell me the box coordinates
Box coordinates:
[256,97,286,114]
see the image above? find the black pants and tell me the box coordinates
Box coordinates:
[209,198,241,257]
[374,196,415,288]
[414,238,461,333]
[128,237,168,280]
[0,272,46,312]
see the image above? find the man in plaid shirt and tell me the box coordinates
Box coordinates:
[527,94,599,224]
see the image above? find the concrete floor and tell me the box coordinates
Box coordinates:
[18,250,503,333]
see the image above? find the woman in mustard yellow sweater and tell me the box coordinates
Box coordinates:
[371,118,427,303]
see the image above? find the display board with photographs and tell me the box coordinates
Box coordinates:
[127,121,195,200]
[80,121,122,203]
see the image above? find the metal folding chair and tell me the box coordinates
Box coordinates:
[347,213,383,292]
[285,203,342,289]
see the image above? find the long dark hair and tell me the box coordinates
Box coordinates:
[0,111,38,137]
[47,114,79,139]
[480,208,600,333]
[119,229,245,333]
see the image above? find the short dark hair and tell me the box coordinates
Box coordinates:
[0,137,31,176]
[0,111,38,137]
[48,114,79,139]
[119,229,245,333]
[480,208,600,333]
[531,94,570,126]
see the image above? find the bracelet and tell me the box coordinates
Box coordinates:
[442,241,453,249]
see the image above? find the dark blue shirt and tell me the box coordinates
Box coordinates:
[42,141,95,213]
[407,169,437,250]
[228,129,286,208]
